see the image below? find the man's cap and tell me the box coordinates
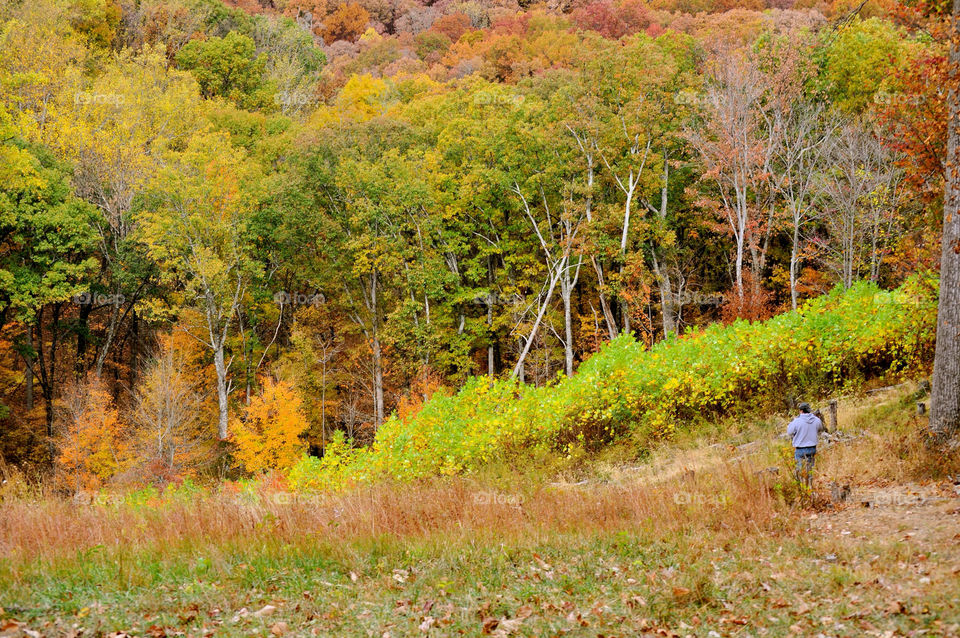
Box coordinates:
[798,402,811,413]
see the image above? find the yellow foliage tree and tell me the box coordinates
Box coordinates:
[232,379,309,473]
[308,73,391,127]
[56,376,129,491]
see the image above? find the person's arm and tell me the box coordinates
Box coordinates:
[787,418,797,436]
[818,416,827,434]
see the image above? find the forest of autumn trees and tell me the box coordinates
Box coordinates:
[0,0,952,487]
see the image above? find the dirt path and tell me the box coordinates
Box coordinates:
[818,482,960,547]
[798,480,960,636]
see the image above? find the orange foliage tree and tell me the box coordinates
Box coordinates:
[320,3,371,44]
[55,376,129,492]
[431,13,473,42]
[232,379,309,473]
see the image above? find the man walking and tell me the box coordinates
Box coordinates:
[787,402,827,488]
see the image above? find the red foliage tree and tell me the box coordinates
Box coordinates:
[570,0,655,38]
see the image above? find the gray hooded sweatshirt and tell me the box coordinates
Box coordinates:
[787,413,824,448]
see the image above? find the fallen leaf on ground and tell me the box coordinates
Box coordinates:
[493,617,523,636]
[254,605,277,618]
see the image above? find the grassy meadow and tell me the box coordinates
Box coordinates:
[2,385,959,637]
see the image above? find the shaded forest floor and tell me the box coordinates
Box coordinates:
[1,384,959,637]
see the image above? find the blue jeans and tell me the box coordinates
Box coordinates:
[795,446,816,476]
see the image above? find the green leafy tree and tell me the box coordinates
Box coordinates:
[822,18,922,114]
[139,131,262,440]
[0,108,98,432]
[175,31,272,110]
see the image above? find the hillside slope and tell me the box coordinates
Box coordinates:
[290,277,938,488]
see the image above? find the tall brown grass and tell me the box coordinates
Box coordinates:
[2,385,950,571]
[0,462,784,567]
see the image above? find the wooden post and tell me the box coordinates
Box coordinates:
[828,399,838,431]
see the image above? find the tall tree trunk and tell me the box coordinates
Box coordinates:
[24,328,34,411]
[560,257,581,377]
[843,225,855,289]
[372,335,384,428]
[562,286,574,376]
[651,249,677,336]
[735,183,748,300]
[94,291,122,377]
[789,220,800,311]
[487,256,496,377]
[567,129,617,339]
[929,3,960,440]
[369,269,384,429]
[213,340,229,440]
[652,152,678,337]
[34,305,62,439]
[203,277,241,442]
[617,174,639,336]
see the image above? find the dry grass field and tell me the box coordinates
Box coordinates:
[1,385,958,637]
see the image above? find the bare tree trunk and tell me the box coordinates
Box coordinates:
[735,183,748,300]
[929,1,960,440]
[372,335,384,428]
[654,154,678,337]
[613,146,647,337]
[651,248,677,335]
[487,256,496,377]
[367,267,385,429]
[509,180,583,378]
[593,258,619,339]
[560,257,581,376]
[516,342,525,383]
[563,289,574,375]
[790,221,800,311]
[512,257,566,378]
[200,273,243,441]
[213,340,229,440]
[321,349,328,450]
[843,225,855,289]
